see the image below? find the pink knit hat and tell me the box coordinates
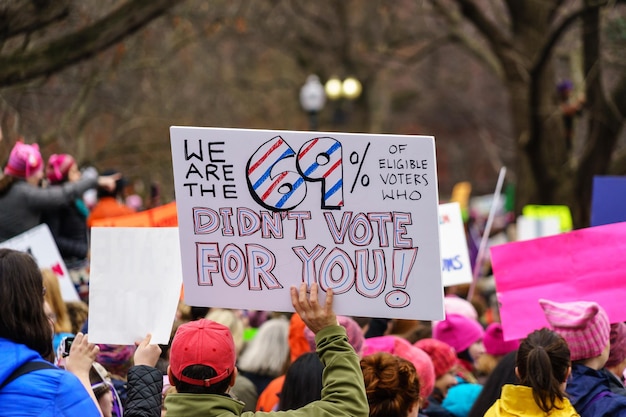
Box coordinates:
[433,313,484,353]
[414,338,457,379]
[363,335,435,399]
[539,299,610,361]
[607,322,626,368]
[46,154,76,184]
[483,322,520,356]
[3,141,44,179]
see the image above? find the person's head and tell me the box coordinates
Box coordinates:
[90,362,114,417]
[539,299,610,367]
[476,322,520,376]
[363,335,435,401]
[607,322,626,372]
[278,352,325,410]
[41,268,72,334]
[515,328,571,413]
[433,313,485,364]
[0,248,53,359]
[65,300,89,334]
[414,338,458,398]
[46,154,79,184]
[3,141,44,184]
[238,316,290,377]
[168,318,236,394]
[304,315,365,356]
[361,352,422,417]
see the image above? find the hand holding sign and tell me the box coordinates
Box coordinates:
[291,282,337,334]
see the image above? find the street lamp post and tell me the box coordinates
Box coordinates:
[324,76,362,126]
[299,74,326,131]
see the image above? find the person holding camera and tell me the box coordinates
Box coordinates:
[0,248,103,416]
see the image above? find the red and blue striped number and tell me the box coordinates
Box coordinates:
[297,137,343,209]
[247,136,307,211]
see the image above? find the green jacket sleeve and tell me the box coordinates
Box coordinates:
[244,324,369,417]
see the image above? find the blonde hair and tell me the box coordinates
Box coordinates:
[237,317,290,377]
[206,308,245,355]
[65,300,89,334]
[41,268,72,333]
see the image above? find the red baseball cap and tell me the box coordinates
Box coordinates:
[170,319,236,387]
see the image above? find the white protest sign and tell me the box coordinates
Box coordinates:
[516,215,561,241]
[0,224,78,301]
[439,202,472,287]
[170,127,444,320]
[88,227,182,345]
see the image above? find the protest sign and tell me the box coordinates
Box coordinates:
[89,227,182,345]
[516,215,561,241]
[0,224,78,302]
[90,202,178,227]
[490,221,626,341]
[439,202,472,287]
[170,127,444,320]
[591,176,626,227]
[522,204,572,233]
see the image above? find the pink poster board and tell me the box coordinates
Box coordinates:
[490,221,626,341]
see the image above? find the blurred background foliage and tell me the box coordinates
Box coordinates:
[0,0,625,227]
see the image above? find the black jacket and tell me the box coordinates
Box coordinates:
[124,365,163,417]
[42,201,89,264]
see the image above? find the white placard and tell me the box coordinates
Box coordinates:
[88,227,182,344]
[439,202,472,287]
[170,127,444,320]
[0,224,78,301]
[516,215,561,241]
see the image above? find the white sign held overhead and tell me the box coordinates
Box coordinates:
[88,227,183,345]
[170,127,444,320]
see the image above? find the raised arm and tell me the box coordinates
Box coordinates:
[272,283,368,417]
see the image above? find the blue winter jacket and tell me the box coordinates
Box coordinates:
[566,363,626,417]
[0,337,101,416]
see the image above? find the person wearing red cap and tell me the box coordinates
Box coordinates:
[161,283,368,416]
[0,141,118,242]
[540,299,626,416]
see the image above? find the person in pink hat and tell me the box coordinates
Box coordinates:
[41,154,92,300]
[540,298,626,417]
[0,140,118,242]
[415,338,458,417]
[432,313,485,380]
[475,322,520,380]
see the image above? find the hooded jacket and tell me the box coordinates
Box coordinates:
[0,337,100,416]
[484,384,578,417]
[566,363,626,417]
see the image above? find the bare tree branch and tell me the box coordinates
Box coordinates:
[0,0,184,87]
[0,0,70,41]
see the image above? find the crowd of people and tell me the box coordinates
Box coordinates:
[2,139,626,417]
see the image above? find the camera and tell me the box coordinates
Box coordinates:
[62,336,75,357]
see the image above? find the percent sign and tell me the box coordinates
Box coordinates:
[350,142,371,193]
